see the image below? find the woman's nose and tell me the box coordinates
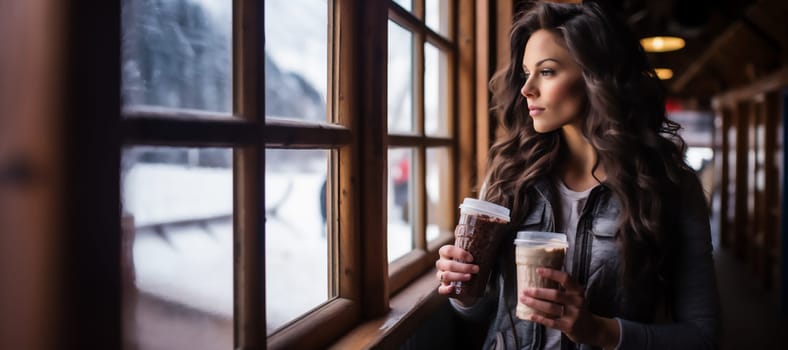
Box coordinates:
[520,80,537,98]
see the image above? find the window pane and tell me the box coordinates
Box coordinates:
[121,0,232,113]
[427,147,453,242]
[265,0,328,122]
[388,21,415,134]
[425,43,449,136]
[121,147,233,350]
[426,0,450,37]
[388,148,415,262]
[392,0,412,11]
[265,149,329,334]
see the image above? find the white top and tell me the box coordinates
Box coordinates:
[543,180,594,350]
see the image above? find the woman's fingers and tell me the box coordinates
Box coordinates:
[437,283,455,295]
[537,267,581,291]
[522,287,583,307]
[435,258,479,275]
[522,269,602,345]
[438,244,474,262]
[435,245,477,296]
[437,270,473,284]
[522,295,564,318]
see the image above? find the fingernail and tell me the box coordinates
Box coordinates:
[466,255,474,262]
[464,274,471,279]
[472,266,479,273]
[524,287,533,294]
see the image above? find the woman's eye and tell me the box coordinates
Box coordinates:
[539,69,555,76]
[522,72,530,80]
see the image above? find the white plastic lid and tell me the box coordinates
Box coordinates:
[513,231,567,246]
[459,198,510,222]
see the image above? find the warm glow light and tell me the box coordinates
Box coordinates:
[654,68,673,80]
[640,36,685,53]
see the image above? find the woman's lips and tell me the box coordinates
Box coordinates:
[529,107,545,116]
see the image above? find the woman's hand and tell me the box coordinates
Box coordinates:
[521,267,620,349]
[435,244,479,297]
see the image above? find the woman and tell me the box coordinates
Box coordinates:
[435,2,720,349]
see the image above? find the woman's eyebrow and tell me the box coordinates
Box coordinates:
[522,58,561,70]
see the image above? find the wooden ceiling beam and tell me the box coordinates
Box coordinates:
[711,66,788,108]
[672,0,785,94]
[671,22,740,93]
[719,4,783,53]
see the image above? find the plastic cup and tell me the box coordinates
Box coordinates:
[514,231,568,320]
[450,198,510,300]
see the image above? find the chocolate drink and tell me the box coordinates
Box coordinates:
[451,214,509,299]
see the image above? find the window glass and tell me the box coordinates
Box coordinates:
[392,0,412,11]
[427,147,452,242]
[425,0,450,37]
[264,0,328,122]
[121,0,232,113]
[265,149,329,333]
[388,21,415,134]
[424,43,449,136]
[121,146,233,350]
[388,148,415,262]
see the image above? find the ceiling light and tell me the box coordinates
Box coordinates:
[640,36,685,53]
[654,68,673,80]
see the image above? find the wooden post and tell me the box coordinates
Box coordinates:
[457,0,476,199]
[734,102,750,260]
[359,0,390,318]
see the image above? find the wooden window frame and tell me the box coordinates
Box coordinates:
[386,0,457,297]
[114,0,363,348]
[66,0,483,348]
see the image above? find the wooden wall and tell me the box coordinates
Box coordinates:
[713,69,788,292]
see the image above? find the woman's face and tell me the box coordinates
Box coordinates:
[520,29,586,133]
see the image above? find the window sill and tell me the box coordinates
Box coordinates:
[329,267,446,349]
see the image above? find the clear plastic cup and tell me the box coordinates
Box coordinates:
[514,231,568,320]
[450,198,510,299]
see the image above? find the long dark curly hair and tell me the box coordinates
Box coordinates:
[482,1,692,290]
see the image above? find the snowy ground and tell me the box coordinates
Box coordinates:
[123,162,415,337]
